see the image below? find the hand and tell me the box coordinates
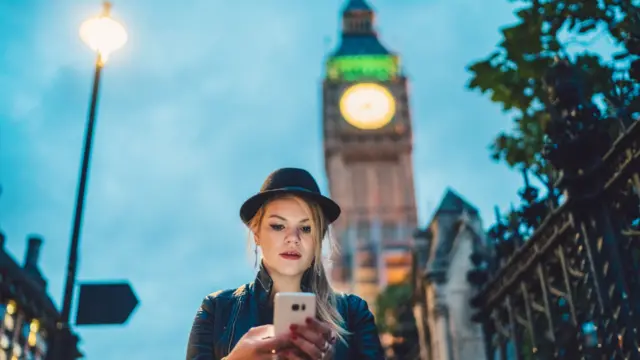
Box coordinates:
[280,317,336,360]
[226,325,291,360]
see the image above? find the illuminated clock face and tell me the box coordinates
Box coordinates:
[339,83,396,130]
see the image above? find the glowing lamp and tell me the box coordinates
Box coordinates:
[79,2,127,65]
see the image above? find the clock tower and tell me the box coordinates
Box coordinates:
[322,0,417,309]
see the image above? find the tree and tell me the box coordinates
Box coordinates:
[466,0,640,185]
[375,283,412,334]
[375,282,419,359]
[468,2,640,358]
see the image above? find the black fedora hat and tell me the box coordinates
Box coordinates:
[240,168,341,225]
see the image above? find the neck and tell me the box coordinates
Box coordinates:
[270,272,302,296]
[261,263,304,302]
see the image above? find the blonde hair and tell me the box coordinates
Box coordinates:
[247,194,349,344]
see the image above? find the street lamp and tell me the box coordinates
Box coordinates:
[56,1,126,357]
[79,3,128,66]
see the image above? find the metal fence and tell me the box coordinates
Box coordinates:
[469,58,640,359]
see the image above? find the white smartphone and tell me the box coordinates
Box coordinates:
[273,292,317,337]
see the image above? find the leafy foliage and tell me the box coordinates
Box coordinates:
[470,1,640,358]
[375,282,412,333]
[375,281,420,359]
[467,0,640,183]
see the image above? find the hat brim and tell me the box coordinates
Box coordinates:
[240,187,341,225]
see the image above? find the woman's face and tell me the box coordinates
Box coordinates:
[255,197,317,279]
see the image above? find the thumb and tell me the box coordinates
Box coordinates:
[249,325,273,337]
[257,333,291,353]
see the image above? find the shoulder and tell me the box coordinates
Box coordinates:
[334,292,383,356]
[334,292,370,309]
[333,292,375,325]
[199,283,251,312]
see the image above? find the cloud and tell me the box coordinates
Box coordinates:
[2,0,528,358]
[370,0,523,223]
[1,1,324,358]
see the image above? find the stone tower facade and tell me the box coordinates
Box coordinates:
[412,189,488,360]
[322,0,417,309]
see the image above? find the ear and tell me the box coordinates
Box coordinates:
[253,233,260,246]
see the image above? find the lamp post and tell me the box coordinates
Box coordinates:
[55,2,127,358]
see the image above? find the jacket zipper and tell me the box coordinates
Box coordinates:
[227,292,245,354]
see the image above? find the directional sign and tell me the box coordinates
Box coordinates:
[76,282,139,326]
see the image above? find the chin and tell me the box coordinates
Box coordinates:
[274,264,307,277]
[271,258,311,277]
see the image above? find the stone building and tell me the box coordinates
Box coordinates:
[322,0,418,313]
[412,189,489,360]
[0,231,81,360]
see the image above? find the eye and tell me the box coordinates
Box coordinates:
[300,226,312,234]
[270,224,284,231]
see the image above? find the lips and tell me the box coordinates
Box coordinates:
[280,251,301,260]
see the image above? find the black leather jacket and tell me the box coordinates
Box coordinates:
[186,265,385,359]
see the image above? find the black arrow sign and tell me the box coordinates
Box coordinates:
[76,282,139,326]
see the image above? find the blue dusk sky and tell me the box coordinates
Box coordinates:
[0,0,531,358]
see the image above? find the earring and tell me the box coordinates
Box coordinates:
[254,244,258,268]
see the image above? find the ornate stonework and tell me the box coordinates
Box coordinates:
[412,189,488,360]
[322,0,417,310]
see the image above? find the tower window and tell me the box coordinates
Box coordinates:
[352,163,368,209]
[382,223,396,243]
[378,164,393,208]
[357,220,370,245]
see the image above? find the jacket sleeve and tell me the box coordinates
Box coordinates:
[186,295,217,360]
[349,295,386,360]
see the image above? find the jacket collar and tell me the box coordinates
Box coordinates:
[230,262,315,347]
[230,265,358,358]
[255,261,313,306]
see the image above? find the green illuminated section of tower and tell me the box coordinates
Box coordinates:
[326,0,400,82]
[326,54,400,81]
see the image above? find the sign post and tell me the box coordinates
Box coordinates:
[76,282,139,326]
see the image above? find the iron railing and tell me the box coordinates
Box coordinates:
[469,55,640,360]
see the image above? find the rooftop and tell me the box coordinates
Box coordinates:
[343,0,373,12]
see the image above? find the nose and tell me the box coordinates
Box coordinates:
[284,227,301,243]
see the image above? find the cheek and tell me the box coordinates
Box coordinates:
[301,235,317,256]
[258,232,276,252]
[258,230,287,257]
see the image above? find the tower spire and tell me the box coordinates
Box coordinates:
[341,0,375,35]
[343,0,373,13]
[326,0,398,81]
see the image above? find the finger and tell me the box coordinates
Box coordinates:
[291,333,323,360]
[304,318,332,340]
[278,349,305,360]
[290,324,325,350]
[256,347,277,357]
[258,334,292,354]
[250,324,275,338]
[256,352,278,360]
[250,324,273,332]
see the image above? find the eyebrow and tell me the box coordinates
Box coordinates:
[268,214,310,222]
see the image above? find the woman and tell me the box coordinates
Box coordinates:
[186,168,385,360]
